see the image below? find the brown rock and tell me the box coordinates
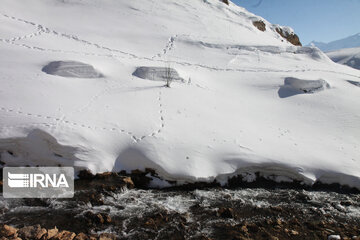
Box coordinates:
[35,228,47,239]
[276,27,302,46]
[0,225,17,237]
[98,233,116,240]
[253,20,266,31]
[122,177,134,189]
[46,227,59,239]
[103,214,112,224]
[240,225,248,233]
[18,225,46,240]
[74,233,89,240]
[53,230,76,240]
[95,172,114,179]
[96,214,104,224]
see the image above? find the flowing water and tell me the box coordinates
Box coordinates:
[1,187,360,239]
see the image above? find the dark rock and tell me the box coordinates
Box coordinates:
[77,170,94,180]
[17,225,46,240]
[220,0,229,5]
[74,233,89,240]
[253,20,266,31]
[217,207,234,218]
[276,28,302,46]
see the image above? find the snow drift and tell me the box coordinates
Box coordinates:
[0,0,360,189]
[42,61,103,78]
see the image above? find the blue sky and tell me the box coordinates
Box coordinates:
[232,0,360,45]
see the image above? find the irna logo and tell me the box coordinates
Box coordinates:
[3,167,74,198]
[7,172,69,188]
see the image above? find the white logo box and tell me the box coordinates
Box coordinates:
[3,167,74,198]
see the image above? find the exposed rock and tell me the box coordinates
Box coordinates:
[276,27,302,46]
[98,233,116,240]
[220,0,229,5]
[77,170,94,180]
[217,207,234,218]
[122,177,135,189]
[17,225,46,240]
[0,225,17,237]
[83,212,111,225]
[53,230,76,240]
[46,227,59,239]
[76,171,134,192]
[74,233,89,240]
[253,20,266,31]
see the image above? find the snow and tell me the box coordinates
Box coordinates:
[42,61,103,78]
[326,47,360,70]
[328,235,341,240]
[0,0,360,189]
[278,77,330,98]
[132,67,184,83]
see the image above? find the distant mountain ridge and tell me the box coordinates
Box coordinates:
[308,33,360,52]
[326,47,360,70]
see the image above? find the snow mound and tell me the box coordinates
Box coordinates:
[278,77,330,98]
[42,61,103,78]
[133,67,184,83]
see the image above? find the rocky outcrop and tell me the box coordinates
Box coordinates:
[253,20,266,32]
[0,225,17,238]
[220,0,229,5]
[276,27,302,46]
[0,224,116,240]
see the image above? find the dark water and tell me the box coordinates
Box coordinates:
[1,188,360,239]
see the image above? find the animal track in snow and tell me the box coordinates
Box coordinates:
[152,34,178,59]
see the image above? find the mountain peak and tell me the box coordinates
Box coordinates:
[309,32,360,52]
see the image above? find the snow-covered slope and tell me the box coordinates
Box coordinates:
[327,47,360,70]
[1,0,360,188]
[309,33,360,52]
